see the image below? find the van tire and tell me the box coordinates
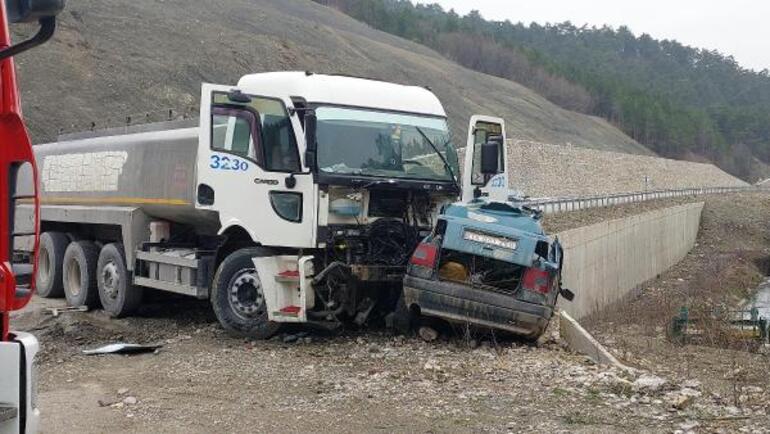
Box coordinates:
[97,243,142,318]
[36,232,69,298]
[62,241,100,308]
[211,248,281,339]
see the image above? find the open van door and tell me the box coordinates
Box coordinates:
[461,115,508,203]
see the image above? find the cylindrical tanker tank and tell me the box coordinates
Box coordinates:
[34,127,219,230]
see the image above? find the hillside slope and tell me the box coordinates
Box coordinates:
[12,0,648,154]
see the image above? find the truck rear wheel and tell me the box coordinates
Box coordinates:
[36,231,69,298]
[62,240,100,308]
[97,243,142,318]
[211,248,281,339]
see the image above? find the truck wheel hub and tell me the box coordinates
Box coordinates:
[229,269,264,319]
[102,262,120,299]
[66,260,82,296]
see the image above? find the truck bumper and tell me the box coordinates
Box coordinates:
[0,332,39,434]
[403,275,553,339]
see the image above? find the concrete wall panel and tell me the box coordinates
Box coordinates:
[556,202,704,319]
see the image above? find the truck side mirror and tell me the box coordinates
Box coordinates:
[6,0,64,23]
[303,110,317,169]
[0,0,65,61]
[480,141,499,176]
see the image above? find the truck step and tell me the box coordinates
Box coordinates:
[273,305,301,318]
[0,405,18,423]
[274,270,300,283]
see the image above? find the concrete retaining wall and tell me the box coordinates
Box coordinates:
[556,202,704,319]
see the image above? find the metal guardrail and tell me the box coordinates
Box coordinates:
[522,186,764,215]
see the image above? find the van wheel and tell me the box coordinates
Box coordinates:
[98,243,142,318]
[36,232,69,298]
[211,248,281,339]
[62,241,100,308]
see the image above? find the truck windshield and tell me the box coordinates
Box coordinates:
[316,106,459,182]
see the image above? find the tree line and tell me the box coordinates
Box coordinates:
[314,0,770,180]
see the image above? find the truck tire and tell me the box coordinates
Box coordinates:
[36,232,69,298]
[211,248,281,339]
[97,243,142,318]
[62,240,100,308]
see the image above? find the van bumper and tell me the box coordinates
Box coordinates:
[403,275,553,339]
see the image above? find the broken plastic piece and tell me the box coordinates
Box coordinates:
[82,343,161,355]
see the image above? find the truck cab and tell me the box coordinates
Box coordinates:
[195,72,463,333]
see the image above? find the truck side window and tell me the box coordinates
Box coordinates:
[211,92,300,173]
[211,106,260,163]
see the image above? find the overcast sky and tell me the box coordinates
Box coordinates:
[419,0,769,72]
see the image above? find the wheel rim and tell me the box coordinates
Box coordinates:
[66,259,82,296]
[101,261,120,300]
[227,268,265,320]
[38,248,51,283]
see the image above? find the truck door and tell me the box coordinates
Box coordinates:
[196,84,315,248]
[461,115,508,202]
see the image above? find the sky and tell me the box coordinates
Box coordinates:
[419,0,770,72]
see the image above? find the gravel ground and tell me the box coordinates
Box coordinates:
[11,295,768,433]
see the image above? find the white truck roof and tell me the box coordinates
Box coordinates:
[237,71,446,117]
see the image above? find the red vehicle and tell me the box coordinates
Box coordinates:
[0,1,63,433]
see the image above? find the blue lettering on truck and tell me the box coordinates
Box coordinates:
[210,154,249,171]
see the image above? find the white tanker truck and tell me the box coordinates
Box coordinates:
[27,72,511,338]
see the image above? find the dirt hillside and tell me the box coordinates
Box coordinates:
[12,0,649,155]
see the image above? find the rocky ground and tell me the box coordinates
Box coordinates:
[507,141,747,199]
[11,302,767,432]
[9,193,770,433]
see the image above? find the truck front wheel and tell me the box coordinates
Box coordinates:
[211,248,281,339]
[97,243,143,318]
[62,240,100,308]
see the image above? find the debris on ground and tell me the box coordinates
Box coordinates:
[82,343,162,356]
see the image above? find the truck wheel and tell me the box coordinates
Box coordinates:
[36,232,69,298]
[97,243,142,318]
[62,241,100,308]
[211,248,281,339]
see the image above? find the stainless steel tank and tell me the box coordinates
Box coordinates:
[34,124,217,229]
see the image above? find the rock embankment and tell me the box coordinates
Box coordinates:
[459,140,749,198]
[507,140,748,198]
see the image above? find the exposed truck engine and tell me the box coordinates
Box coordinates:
[28,72,509,338]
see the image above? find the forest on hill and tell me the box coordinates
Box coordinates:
[315,0,770,181]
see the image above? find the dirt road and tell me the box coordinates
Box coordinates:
[10,293,766,433]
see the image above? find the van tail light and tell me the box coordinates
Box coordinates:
[521,267,552,295]
[410,242,438,268]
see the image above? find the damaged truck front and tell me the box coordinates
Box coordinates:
[402,117,574,340]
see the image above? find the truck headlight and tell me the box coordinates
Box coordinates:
[463,229,518,250]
